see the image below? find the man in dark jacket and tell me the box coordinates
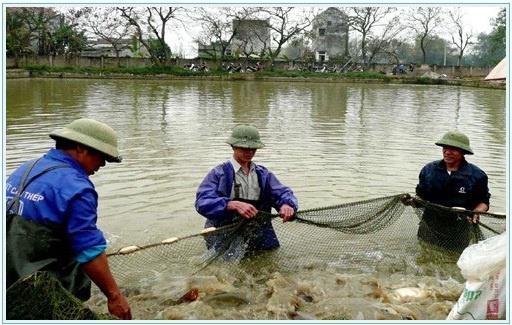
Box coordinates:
[416,130,490,252]
[6,118,131,319]
[195,124,298,254]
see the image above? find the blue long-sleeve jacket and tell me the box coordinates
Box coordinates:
[416,159,490,210]
[6,149,107,262]
[195,161,298,249]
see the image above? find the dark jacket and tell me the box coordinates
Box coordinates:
[415,159,490,251]
[416,159,490,209]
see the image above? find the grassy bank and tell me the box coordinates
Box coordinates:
[8,64,505,90]
[21,64,390,80]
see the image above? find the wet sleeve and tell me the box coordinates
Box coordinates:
[415,166,429,199]
[195,168,230,220]
[66,188,107,256]
[75,244,107,263]
[267,172,298,211]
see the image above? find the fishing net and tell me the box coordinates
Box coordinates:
[6,193,506,320]
[107,193,506,284]
[6,272,112,320]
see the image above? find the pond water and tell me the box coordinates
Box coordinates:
[5,78,507,320]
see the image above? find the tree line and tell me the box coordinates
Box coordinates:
[6,6,506,68]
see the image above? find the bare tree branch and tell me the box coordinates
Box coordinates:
[259,7,313,65]
[117,6,182,65]
[406,7,443,64]
[347,7,396,66]
[448,8,473,66]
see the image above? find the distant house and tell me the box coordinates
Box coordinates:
[197,41,232,59]
[231,19,271,58]
[197,19,271,59]
[311,7,349,62]
[81,38,149,58]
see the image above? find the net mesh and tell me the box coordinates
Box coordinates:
[107,193,505,283]
[6,272,112,320]
[6,193,506,320]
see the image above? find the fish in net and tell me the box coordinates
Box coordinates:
[107,193,506,283]
[6,193,506,319]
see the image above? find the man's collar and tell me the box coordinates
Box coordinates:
[47,148,88,176]
[230,157,255,172]
[436,158,469,172]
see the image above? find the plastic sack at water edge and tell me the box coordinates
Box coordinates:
[456,232,506,281]
[447,232,507,320]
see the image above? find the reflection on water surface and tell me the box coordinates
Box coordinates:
[5,78,506,319]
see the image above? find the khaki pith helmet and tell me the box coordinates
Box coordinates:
[50,118,122,162]
[226,124,265,149]
[435,130,473,155]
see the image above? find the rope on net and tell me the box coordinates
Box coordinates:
[6,193,506,320]
[106,193,506,283]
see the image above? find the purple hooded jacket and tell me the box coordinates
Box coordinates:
[195,160,298,250]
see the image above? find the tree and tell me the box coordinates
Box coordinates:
[489,8,506,60]
[231,17,270,62]
[6,8,33,60]
[6,7,86,59]
[75,7,134,66]
[465,8,506,67]
[52,14,87,57]
[259,7,313,65]
[21,7,60,56]
[415,35,456,66]
[406,7,443,64]
[347,7,397,66]
[448,8,473,67]
[377,38,415,65]
[118,7,182,65]
[194,7,257,62]
[363,10,405,65]
[467,32,503,67]
[282,35,311,62]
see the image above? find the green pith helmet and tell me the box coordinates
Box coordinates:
[435,130,473,155]
[49,118,122,162]
[226,124,265,149]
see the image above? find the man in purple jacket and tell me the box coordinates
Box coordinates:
[195,124,298,253]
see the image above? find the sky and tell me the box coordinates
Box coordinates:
[166,5,504,58]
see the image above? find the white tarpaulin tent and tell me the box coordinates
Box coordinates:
[484,57,506,80]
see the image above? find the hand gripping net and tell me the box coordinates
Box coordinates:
[106,193,506,284]
[6,193,506,320]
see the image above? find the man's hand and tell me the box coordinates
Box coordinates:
[468,203,489,224]
[81,252,132,320]
[227,200,258,219]
[467,214,480,224]
[107,291,132,320]
[279,204,295,222]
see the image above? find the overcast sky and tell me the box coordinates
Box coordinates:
[166,5,503,58]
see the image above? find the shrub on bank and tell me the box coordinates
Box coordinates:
[17,65,503,90]
[24,64,215,76]
[22,64,391,81]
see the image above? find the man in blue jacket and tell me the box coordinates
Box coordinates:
[415,130,490,252]
[6,118,131,320]
[195,124,298,254]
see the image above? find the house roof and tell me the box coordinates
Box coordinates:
[485,57,506,81]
